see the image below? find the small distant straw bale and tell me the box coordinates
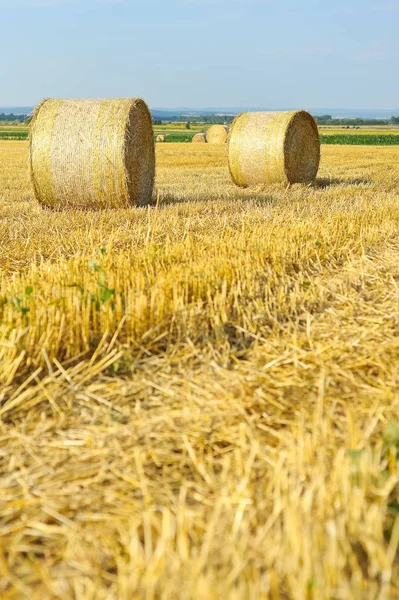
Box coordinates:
[228,111,320,186]
[206,124,229,144]
[192,133,207,144]
[30,98,155,209]
[156,135,166,143]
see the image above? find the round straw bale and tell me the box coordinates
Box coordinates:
[192,133,207,144]
[156,134,166,142]
[30,98,155,209]
[228,111,320,186]
[206,124,229,144]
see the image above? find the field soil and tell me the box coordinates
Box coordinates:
[0,141,399,599]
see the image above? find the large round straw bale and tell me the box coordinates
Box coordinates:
[228,111,320,186]
[156,134,166,143]
[206,124,229,144]
[192,133,207,144]
[30,98,155,209]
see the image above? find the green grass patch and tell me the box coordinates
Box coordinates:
[154,132,197,143]
[321,134,399,146]
[0,128,29,140]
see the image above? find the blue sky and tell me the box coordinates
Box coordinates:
[1,0,398,108]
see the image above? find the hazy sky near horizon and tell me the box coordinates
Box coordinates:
[1,0,398,108]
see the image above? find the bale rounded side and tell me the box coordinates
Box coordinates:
[206,124,229,144]
[156,135,166,143]
[30,98,155,209]
[228,111,320,187]
[192,133,207,144]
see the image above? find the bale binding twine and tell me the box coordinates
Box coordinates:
[206,124,229,144]
[30,98,155,209]
[228,111,320,186]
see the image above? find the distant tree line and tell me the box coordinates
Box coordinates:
[315,114,399,126]
[0,113,28,122]
[4,111,398,127]
[152,114,234,125]
[201,115,235,124]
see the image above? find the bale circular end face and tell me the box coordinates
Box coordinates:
[30,98,155,209]
[228,111,320,187]
[206,124,229,144]
[156,134,166,143]
[192,133,207,144]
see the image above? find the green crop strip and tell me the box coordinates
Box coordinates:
[320,134,399,145]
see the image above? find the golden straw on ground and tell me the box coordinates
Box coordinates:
[228,110,320,186]
[30,98,155,209]
[192,133,207,143]
[206,124,229,144]
[1,139,399,598]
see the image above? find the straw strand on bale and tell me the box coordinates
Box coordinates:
[206,124,229,144]
[228,111,320,186]
[30,98,155,209]
[192,133,207,144]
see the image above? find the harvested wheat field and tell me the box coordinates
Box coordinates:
[0,140,399,599]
